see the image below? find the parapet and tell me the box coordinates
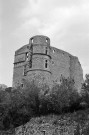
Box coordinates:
[29,35,50,46]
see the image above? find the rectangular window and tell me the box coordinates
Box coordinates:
[45,60,47,68]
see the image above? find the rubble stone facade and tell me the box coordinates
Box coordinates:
[13,35,83,91]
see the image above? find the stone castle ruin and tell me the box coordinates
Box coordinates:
[13,35,83,91]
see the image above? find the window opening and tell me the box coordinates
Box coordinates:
[46,39,48,43]
[45,60,48,68]
[31,38,33,43]
[26,52,28,61]
[53,49,55,53]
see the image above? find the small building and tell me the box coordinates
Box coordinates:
[12,35,83,91]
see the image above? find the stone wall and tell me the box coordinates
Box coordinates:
[12,35,83,91]
[12,44,30,87]
[50,47,70,84]
[26,70,52,88]
[70,56,84,92]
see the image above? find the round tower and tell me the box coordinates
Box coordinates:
[26,35,52,86]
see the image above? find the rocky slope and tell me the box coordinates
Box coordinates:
[0,108,89,135]
[14,109,89,135]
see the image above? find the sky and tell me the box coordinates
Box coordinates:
[1,0,89,87]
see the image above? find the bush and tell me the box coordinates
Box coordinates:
[0,77,83,130]
[49,77,81,113]
[0,90,11,130]
[8,80,41,127]
[81,74,89,107]
[39,77,81,114]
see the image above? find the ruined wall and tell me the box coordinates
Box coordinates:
[12,45,30,87]
[70,56,83,92]
[50,47,70,84]
[12,35,83,91]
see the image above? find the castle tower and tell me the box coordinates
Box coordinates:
[26,35,52,86]
[12,35,52,88]
[13,35,83,92]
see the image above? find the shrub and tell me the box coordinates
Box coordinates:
[0,90,11,130]
[39,77,81,114]
[0,77,83,130]
[8,81,40,127]
[49,77,81,113]
[81,74,89,107]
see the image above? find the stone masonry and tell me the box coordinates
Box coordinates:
[12,35,83,91]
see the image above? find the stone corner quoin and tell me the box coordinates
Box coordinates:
[12,35,83,92]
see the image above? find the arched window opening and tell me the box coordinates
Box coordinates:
[45,60,48,68]
[46,38,48,43]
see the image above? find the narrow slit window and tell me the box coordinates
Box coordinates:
[26,52,28,61]
[45,60,48,68]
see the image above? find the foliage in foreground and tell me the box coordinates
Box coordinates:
[81,74,89,107]
[0,75,89,130]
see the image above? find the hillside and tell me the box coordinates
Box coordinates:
[0,74,89,134]
[5,108,88,135]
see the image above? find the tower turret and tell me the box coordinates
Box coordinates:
[25,35,52,86]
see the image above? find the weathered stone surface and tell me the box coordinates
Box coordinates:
[1,111,89,135]
[12,35,83,91]
[14,112,89,135]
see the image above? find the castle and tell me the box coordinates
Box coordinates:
[13,35,83,91]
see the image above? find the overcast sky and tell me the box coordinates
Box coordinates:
[1,0,89,86]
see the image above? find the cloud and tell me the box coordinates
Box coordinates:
[13,0,89,76]
[1,0,89,86]
[17,0,89,39]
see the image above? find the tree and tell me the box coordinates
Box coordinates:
[81,74,89,107]
[82,74,89,92]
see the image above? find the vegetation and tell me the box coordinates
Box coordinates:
[81,74,89,107]
[0,74,89,130]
